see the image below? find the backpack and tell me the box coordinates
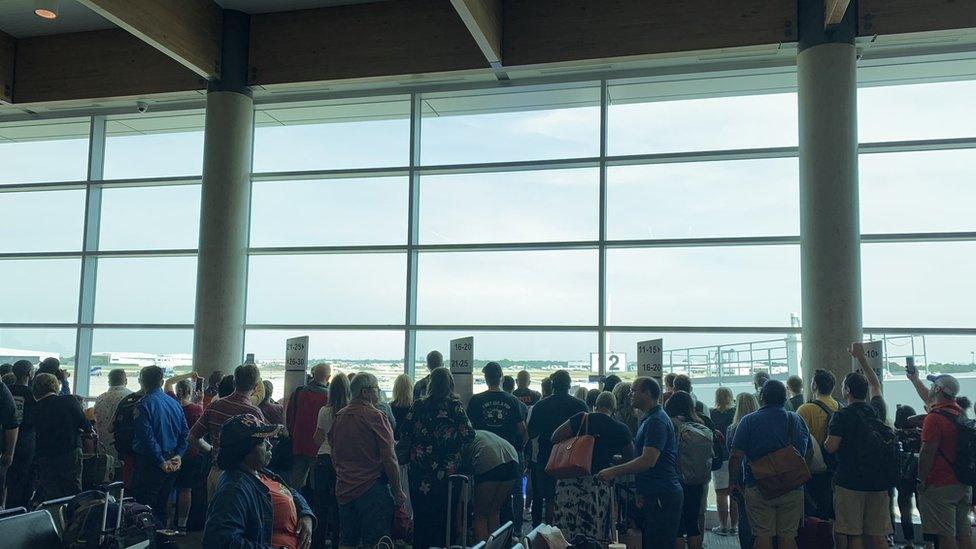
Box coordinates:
[852,405,902,489]
[810,400,839,473]
[112,392,145,456]
[676,420,714,485]
[933,410,976,486]
[63,490,117,549]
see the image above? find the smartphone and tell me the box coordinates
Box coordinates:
[245,353,255,365]
[195,377,204,393]
[906,356,917,376]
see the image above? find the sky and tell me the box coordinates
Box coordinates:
[0,79,974,372]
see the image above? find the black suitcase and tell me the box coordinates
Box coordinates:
[82,443,117,491]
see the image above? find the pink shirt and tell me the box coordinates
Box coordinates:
[329,399,395,505]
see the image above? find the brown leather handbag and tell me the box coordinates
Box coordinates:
[748,414,811,499]
[545,413,596,479]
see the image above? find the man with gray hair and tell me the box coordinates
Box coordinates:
[287,362,331,490]
[330,372,405,548]
[93,368,132,459]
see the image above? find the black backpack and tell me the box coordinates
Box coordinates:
[112,392,144,456]
[811,401,839,473]
[933,410,976,486]
[853,406,902,489]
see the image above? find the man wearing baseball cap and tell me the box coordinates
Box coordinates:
[204,414,315,549]
[917,373,971,549]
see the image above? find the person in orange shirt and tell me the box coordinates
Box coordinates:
[203,414,315,549]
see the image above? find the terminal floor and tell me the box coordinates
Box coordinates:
[174,531,742,548]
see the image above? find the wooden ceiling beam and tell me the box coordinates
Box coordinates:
[13,29,204,105]
[76,0,222,79]
[248,0,486,86]
[0,30,14,104]
[859,0,976,36]
[825,0,853,28]
[450,0,503,68]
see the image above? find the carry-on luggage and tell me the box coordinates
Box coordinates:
[446,474,471,549]
[82,440,117,491]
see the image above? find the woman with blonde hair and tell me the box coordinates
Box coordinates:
[709,387,737,536]
[612,381,640,436]
[390,373,413,438]
[728,392,759,549]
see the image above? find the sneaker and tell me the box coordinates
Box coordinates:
[711,525,730,536]
[729,527,738,535]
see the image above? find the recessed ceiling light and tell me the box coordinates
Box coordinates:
[34,0,59,20]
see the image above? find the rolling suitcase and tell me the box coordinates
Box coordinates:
[796,516,834,549]
[445,474,471,549]
[82,439,117,491]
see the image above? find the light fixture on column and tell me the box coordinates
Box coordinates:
[34,0,59,20]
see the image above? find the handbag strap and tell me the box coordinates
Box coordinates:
[577,413,589,437]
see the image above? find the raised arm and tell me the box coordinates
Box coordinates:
[164,371,199,395]
[851,342,882,400]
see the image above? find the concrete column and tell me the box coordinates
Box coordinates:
[797,0,863,398]
[192,11,253,379]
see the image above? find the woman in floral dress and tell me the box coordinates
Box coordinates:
[399,367,475,549]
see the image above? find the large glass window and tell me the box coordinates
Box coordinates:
[99,185,202,250]
[89,329,194,396]
[0,119,90,185]
[246,254,406,325]
[608,87,797,155]
[421,87,601,165]
[0,259,81,323]
[417,250,597,326]
[250,177,408,247]
[607,159,799,239]
[606,246,800,327]
[253,97,410,172]
[104,112,205,179]
[419,168,599,244]
[860,149,976,234]
[859,81,976,143]
[0,189,86,252]
[94,257,198,324]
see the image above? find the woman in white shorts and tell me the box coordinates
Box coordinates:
[710,387,737,536]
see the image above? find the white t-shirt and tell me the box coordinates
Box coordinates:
[316,406,334,455]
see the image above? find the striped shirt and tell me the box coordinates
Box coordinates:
[189,392,265,454]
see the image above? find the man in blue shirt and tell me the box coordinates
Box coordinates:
[132,365,189,524]
[729,379,809,549]
[599,377,682,548]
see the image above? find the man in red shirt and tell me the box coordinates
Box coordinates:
[189,364,265,501]
[286,363,331,491]
[917,374,970,549]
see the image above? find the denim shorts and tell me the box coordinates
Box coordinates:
[339,481,394,547]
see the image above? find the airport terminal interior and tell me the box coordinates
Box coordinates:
[0,0,975,548]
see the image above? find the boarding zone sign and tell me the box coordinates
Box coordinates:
[637,339,663,384]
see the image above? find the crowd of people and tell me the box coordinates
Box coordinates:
[0,341,973,549]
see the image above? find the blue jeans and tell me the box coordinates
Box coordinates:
[640,489,683,548]
[338,481,394,547]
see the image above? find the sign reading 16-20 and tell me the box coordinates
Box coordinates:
[637,338,663,381]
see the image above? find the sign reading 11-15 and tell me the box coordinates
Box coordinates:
[637,339,663,382]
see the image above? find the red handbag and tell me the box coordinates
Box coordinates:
[545,413,595,479]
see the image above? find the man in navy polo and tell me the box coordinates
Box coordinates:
[599,376,683,547]
[131,365,189,523]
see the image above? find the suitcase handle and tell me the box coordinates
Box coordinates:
[446,474,471,548]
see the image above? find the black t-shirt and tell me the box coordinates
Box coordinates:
[8,384,36,460]
[33,394,92,458]
[568,412,632,473]
[790,395,805,412]
[828,401,886,491]
[467,390,528,451]
[513,388,542,408]
[527,393,588,465]
[391,404,410,440]
[710,408,735,438]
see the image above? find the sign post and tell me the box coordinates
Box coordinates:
[450,336,474,405]
[853,340,884,383]
[284,336,309,406]
[637,338,663,386]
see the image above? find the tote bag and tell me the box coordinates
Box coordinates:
[545,413,596,479]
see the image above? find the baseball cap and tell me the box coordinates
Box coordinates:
[482,361,503,378]
[926,374,960,398]
[219,414,280,447]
